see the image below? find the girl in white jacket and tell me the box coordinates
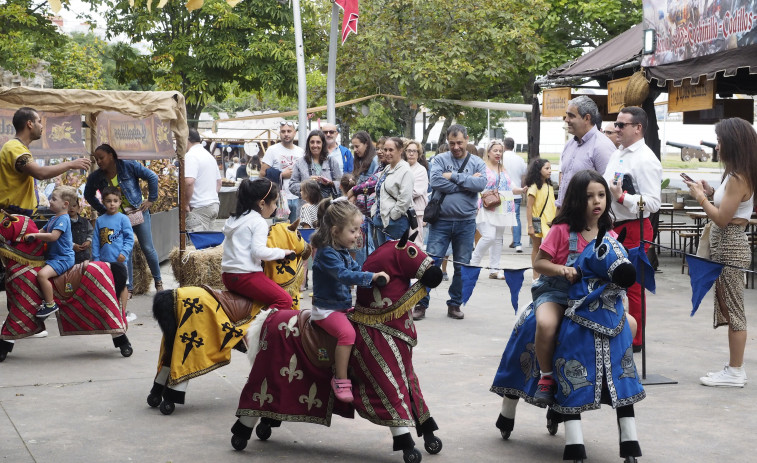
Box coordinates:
[221,178,295,309]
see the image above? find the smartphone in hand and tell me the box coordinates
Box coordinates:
[680,173,694,182]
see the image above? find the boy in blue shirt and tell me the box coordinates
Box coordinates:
[25,185,78,318]
[93,186,134,311]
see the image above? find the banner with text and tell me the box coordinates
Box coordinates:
[0,109,85,158]
[96,111,175,160]
[642,0,757,67]
[542,88,572,117]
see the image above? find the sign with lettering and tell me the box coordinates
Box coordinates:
[0,109,85,158]
[542,88,572,117]
[682,98,754,124]
[668,79,715,113]
[642,0,757,66]
[96,111,175,160]
[607,77,631,114]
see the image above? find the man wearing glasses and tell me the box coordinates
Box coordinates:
[259,120,305,223]
[603,123,620,148]
[321,122,354,174]
[602,105,662,352]
[557,95,615,209]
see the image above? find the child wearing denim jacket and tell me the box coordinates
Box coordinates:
[310,199,389,403]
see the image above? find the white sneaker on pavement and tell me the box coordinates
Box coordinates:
[706,363,748,382]
[515,245,523,253]
[31,330,48,338]
[700,365,747,387]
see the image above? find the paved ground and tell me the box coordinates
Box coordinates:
[2,243,756,463]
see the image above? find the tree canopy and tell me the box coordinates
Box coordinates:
[0,0,66,75]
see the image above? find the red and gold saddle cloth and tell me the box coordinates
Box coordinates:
[1,261,126,339]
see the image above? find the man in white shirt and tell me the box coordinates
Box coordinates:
[260,121,304,222]
[184,129,222,232]
[322,122,354,174]
[501,137,527,252]
[602,106,662,351]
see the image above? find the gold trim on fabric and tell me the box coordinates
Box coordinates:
[352,283,427,324]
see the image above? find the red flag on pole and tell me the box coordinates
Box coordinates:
[335,0,359,44]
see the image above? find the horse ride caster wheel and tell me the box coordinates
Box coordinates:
[146,393,161,408]
[403,448,422,463]
[231,434,248,451]
[624,457,638,463]
[255,421,272,440]
[120,344,133,357]
[423,436,442,454]
[159,400,175,415]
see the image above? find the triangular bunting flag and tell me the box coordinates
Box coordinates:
[335,0,359,44]
[460,265,481,306]
[686,255,724,316]
[503,269,527,313]
[627,246,656,293]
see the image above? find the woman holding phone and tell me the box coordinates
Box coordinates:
[684,117,757,388]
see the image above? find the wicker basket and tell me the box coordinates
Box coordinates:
[624,70,649,107]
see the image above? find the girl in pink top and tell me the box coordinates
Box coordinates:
[529,170,637,406]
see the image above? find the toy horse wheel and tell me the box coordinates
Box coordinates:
[146,393,161,408]
[255,421,272,440]
[120,345,133,357]
[624,457,638,463]
[159,400,175,415]
[231,434,248,451]
[423,436,442,454]
[403,448,422,463]
[500,429,511,440]
[546,409,559,436]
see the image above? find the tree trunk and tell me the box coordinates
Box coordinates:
[436,115,453,147]
[421,113,440,148]
[186,103,203,129]
[520,75,540,161]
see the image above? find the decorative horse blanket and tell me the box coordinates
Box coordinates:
[491,237,646,414]
[1,260,126,340]
[158,286,259,386]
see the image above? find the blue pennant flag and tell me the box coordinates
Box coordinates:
[686,255,724,316]
[626,246,656,294]
[188,231,224,250]
[503,269,527,313]
[460,265,481,306]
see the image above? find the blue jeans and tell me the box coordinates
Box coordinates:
[353,217,375,267]
[512,198,522,246]
[373,214,410,246]
[127,209,162,290]
[287,198,300,223]
[419,218,476,308]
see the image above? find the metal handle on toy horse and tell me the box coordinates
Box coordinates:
[374,275,388,287]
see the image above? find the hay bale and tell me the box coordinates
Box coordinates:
[132,239,153,295]
[624,70,649,107]
[169,244,225,289]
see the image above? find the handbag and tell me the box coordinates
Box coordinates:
[424,154,471,224]
[382,179,418,229]
[531,185,550,235]
[309,158,339,199]
[481,168,502,210]
[123,206,144,226]
[696,221,712,258]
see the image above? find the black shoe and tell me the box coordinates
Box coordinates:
[632,345,642,353]
[508,242,516,249]
[533,375,557,405]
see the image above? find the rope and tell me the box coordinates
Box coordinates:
[643,239,757,274]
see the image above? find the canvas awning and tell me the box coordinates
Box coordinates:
[541,24,643,85]
[0,86,189,156]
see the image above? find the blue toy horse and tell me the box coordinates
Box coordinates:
[491,228,644,463]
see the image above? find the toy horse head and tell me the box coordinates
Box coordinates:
[0,212,45,266]
[261,220,311,310]
[354,230,443,323]
[577,227,636,289]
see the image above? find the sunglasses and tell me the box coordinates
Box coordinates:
[603,130,615,135]
[323,130,337,135]
[279,121,295,127]
[613,122,639,129]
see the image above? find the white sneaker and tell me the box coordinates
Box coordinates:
[706,363,748,382]
[31,330,48,338]
[515,245,523,253]
[700,365,747,387]
[126,312,138,322]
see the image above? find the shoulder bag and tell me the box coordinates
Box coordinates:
[424,154,471,224]
[382,173,418,229]
[531,185,550,234]
[481,167,502,210]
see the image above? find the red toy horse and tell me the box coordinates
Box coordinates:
[0,213,130,361]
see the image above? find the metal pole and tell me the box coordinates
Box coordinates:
[326,2,339,124]
[292,0,309,148]
[638,197,647,379]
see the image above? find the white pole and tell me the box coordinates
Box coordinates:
[326,2,339,124]
[292,0,308,148]
[487,99,490,140]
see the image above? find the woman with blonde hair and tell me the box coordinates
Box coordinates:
[403,140,428,245]
[684,117,757,387]
[470,140,522,279]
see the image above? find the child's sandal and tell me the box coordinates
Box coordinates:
[331,377,353,403]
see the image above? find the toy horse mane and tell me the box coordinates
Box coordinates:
[0,213,46,266]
